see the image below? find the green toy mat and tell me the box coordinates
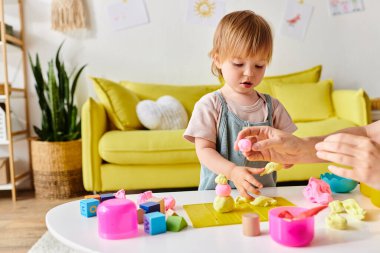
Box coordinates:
[183,197,295,228]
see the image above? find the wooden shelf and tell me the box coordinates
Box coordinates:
[0,0,31,202]
[0,170,30,190]
[0,35,23,47]
[0,93,25,101]
[0,132,28,145]
[0,85,27,101]
[4,34,23,47]
[0,40,22,54]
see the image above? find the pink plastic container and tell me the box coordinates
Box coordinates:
[269,206,314,247]
[97,198,138,239]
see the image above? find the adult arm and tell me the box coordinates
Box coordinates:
[234,124,372,164]
[233,126,324,164]
[315,121,380,190]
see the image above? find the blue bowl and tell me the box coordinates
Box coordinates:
[320,173,358,193]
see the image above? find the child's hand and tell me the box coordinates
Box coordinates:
[230,166,265,200]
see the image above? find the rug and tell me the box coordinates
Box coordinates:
[28,231,84,253]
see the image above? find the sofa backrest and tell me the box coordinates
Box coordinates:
[120,81,221,116]
[90,65,324,130]
[270,79,335,122]
[121,65,322,116]
[255,65,322,96]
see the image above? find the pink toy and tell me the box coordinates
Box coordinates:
[278,205,327,220]
[243,213,260,236]
[238,139,252,152]
[136,190,153,205]
[164,196,176,211]
[215,184,232,197]
[269,206,314,247]
[303,177,333,205]
[114,189,126,199]
[97,199,138,239]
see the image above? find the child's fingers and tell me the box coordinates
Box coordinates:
[243,181,261,195]
[244,170,264,189]
[237,187,254,200]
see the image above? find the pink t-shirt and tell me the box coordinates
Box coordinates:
[184,90,297,143]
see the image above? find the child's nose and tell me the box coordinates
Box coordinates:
[243,67,255,77]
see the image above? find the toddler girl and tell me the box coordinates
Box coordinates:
[184,10,297,199]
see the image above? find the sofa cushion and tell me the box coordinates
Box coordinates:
[256,65,322,96]
[136,95,188,130]
[99,129,198,164]
[100,163,200,191]
[120,81,221,115]
[90,77,143,130]
[272,80,334,122]
[294,117,357,138]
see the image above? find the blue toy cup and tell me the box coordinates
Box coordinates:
[320,173,358,193]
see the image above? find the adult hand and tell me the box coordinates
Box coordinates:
[234,126,307,164]
[229,166,265,200]
[315,133,380,190]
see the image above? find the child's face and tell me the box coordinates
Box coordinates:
[215,54,267,94]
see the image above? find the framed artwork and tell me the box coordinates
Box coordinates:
[186,0,226,27]
[280,0,314,40]
[328,0,365,16]
[107,0,149,31]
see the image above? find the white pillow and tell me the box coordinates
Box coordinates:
[136,95,188,130]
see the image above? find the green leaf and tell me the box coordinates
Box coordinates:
[47,61,59,141]
[70,64,87,107]
[29,42,85,142]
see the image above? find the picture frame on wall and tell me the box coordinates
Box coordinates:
[328,0,365,16]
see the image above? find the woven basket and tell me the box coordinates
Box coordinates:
[31,139,84,199]
[371,97,380,110]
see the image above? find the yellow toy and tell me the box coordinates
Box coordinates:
[328,200,345,213]
[250,196,277,207]
[325,213,347,230]
[342,199,366,220]
[260,162,283,176]
[213,174,235,213]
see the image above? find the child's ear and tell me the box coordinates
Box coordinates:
[213,55,222,69]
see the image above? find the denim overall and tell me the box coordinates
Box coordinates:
[198,91,276,190]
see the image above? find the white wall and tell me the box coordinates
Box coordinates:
[23,0,380,130]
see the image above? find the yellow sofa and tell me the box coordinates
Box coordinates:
[82,65,371,192]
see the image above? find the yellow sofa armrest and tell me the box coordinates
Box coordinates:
[332,89,371,126]
[81,98,107,191]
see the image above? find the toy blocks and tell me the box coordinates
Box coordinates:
[84,194,100,200]
[80,198,100,217]
[137,208,145,224]
[100,193,115,202]
[147,197,165,213]
[166,215,188,232]
[144,212,166,235]
[165,208,177,219]
[140,201,161,213]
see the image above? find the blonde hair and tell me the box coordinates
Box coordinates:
[209,10,273,78]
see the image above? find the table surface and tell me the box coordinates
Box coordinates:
[46,186,380,253]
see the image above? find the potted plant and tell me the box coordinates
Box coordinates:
[29,43,86,199]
